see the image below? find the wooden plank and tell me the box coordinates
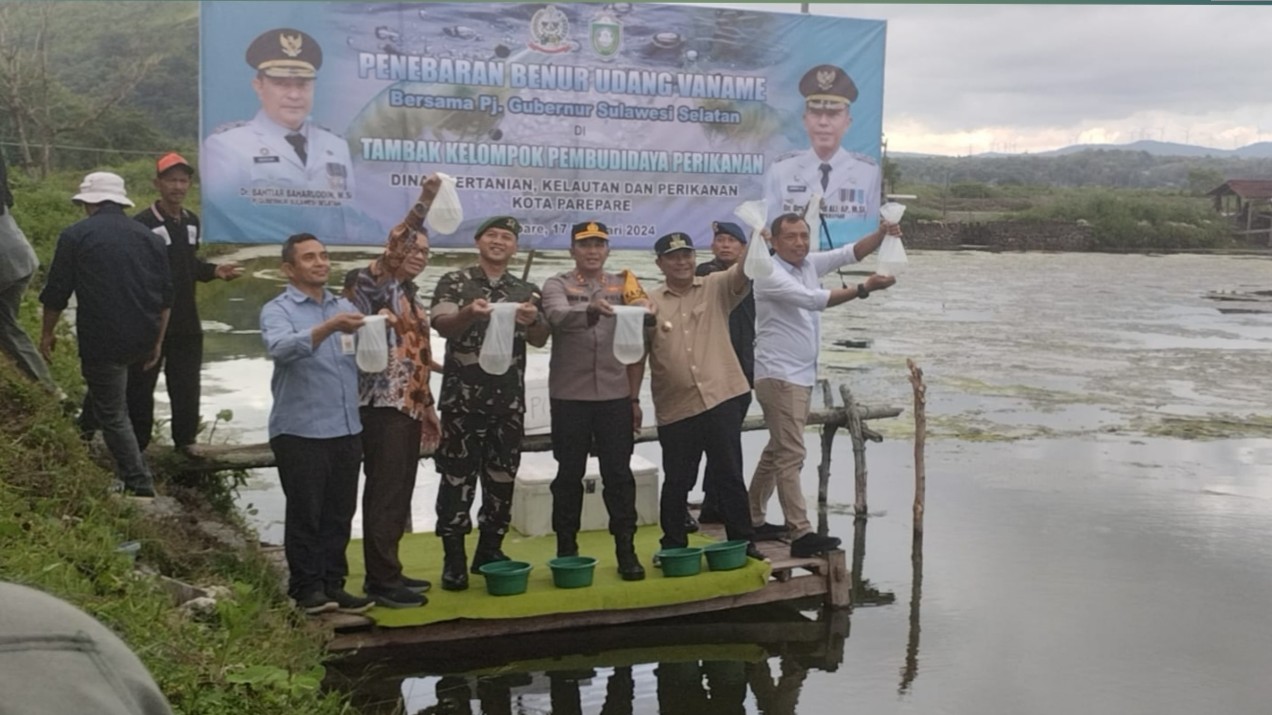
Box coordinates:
[328,574,830,651]
[825,549,851,609]
[168,402,904,473]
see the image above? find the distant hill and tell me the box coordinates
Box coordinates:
[892,140,1272,161]
[1037,140,1272,159]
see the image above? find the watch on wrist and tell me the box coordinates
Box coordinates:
[856,283,870,299]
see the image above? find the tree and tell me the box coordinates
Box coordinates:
[882,155,902,196]
[1186,167,1224,196]
[0,4,160,176]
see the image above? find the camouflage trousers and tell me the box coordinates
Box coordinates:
[434,410,524,538]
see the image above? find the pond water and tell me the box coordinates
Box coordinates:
[179,248,1272,714]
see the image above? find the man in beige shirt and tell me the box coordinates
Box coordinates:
[542,221,653,581]
[645,231,764,559]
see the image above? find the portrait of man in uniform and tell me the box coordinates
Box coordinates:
[764,64,880,247]
[201,28,355,199]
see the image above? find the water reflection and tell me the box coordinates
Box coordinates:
[329,514,894,714]
[329,604,852,714]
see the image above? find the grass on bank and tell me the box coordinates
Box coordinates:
[0,356,355,715]
[2,158,354,713]
[895,182,1237,250]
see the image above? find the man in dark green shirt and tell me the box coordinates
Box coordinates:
[430,216,549,591]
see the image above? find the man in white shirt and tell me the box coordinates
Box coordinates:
[749,212,898,557]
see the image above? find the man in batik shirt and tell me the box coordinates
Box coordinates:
[346,176,441,609]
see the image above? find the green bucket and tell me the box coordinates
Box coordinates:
[478,560,533,596]
[655,547,703,577]
[703,540,749,571]
[548,556,597,589]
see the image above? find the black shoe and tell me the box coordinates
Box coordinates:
[790,533,843,558]
[124,485,156,499]
[684,512,700,534]
[295,591,338,616]
[441,535,469,591]
[615,534,646,582]
[470,531,510,575]
[698,506,723,524]
[326,588,375,614]
[556,532,578,558]
[366,584,426,609]
[401,575,432,594]
[752,522,787,542]
[746,542,768,562]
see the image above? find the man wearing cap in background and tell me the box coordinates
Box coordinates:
[687,220,758,530]
[39,172,173,498]
[344,176,442,609]
[748,212,897,558]
[430,216,550,591]
[541,221,654,581]
[0,151,56,392]
[79,153,243,456]
[645,231,764,561]
[202,27,354,197]
[764,64,880,242]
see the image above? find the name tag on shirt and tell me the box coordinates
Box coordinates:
[254,155,281,164]
[340,334,355,355]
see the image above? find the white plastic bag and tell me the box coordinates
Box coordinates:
[876,236,908,277]
[356,314,389,373]
[478,303,519,375]
[426,173,463,234]
[610,305,648,365]
[733,199,773,279]
[876,202,908,277]
[879,201,907,224]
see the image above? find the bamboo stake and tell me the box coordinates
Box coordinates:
[816,379,837,536]
[907,359,927,531]
[839,384,869,517]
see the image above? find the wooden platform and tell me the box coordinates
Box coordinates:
[323,514,847,653]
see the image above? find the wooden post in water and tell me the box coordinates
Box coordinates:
[907,359,927,531]
[840,384,869,516]
[816,380,838,536]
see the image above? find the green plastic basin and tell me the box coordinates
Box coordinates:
[478,560,533,596]
[656,547,703,577]
[703,540,750,571]
[548,556,597,589]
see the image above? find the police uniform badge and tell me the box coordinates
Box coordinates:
[590,12,621,60]
[529,5,571,54]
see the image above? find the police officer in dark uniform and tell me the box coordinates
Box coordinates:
[202,28,354,197]
[764,64,880,240]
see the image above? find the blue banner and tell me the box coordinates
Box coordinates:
[200,2,886,249]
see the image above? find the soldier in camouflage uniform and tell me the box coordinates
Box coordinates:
[430,216,550,591]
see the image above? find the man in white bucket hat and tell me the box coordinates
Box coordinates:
[39,171,173,498]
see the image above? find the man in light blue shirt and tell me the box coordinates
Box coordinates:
[748,213,897,558]
[260,232,371,616]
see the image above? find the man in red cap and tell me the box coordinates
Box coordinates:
[85,153,243,456]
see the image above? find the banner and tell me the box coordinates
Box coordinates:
[199,2,886,249]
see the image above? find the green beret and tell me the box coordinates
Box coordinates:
[475,216,521,240]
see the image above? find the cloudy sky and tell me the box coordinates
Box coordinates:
[712,3,1272,156]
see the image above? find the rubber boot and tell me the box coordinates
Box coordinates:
[441,535,469,592]
[557,531,578,558]
[470,531,510,575]
[615,533,646,581]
